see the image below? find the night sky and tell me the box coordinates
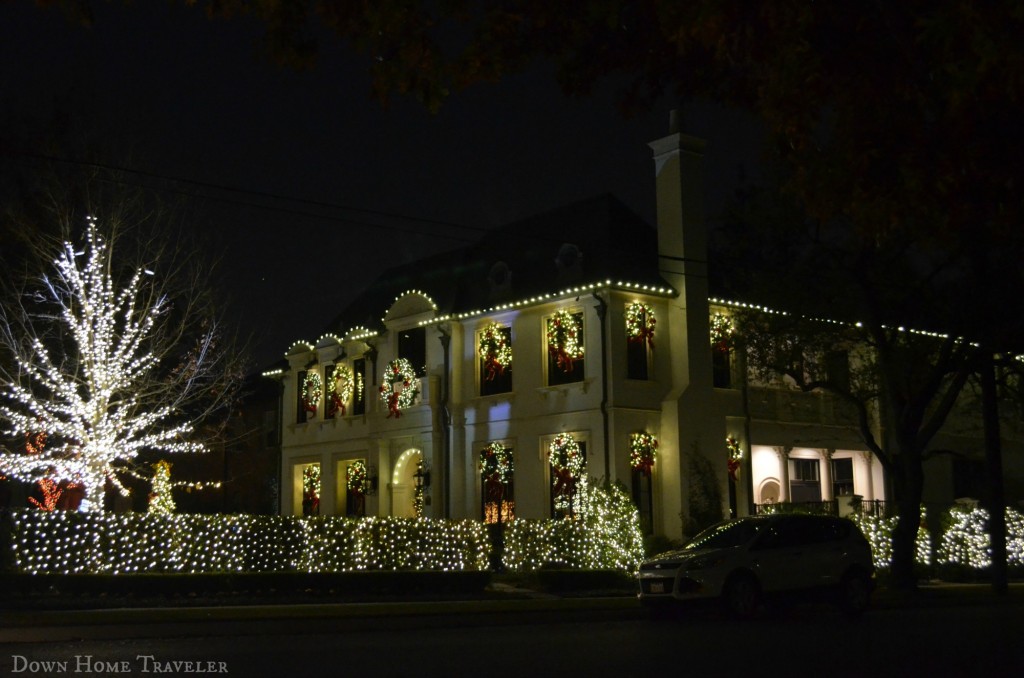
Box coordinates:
[1,2,766,368]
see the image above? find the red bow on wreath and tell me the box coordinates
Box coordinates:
[330,393,345,417]
[635,456,654,477]
[484,356,505,381]
[629,322,656,350]
[550,346,576,374]
[728,458,741,482]
[552,467,575,499]
[386,391,401,418]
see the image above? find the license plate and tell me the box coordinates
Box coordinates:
[650,581,665,593]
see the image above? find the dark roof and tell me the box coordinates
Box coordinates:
[324,194,667,335]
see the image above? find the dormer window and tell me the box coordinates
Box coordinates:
[398,326,427,377]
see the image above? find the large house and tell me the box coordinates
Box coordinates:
[268,119,1021,540]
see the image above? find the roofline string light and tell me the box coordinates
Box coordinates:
[421,279,675,327]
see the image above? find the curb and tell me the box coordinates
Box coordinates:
[2,595,642,629]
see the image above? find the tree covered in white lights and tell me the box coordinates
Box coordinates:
[0,218,241,512]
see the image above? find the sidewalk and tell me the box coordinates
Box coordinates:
[3,580,1021,631]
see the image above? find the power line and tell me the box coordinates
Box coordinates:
[4,150,489,243]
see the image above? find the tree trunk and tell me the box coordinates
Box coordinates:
[889,454,924,590]
[980,351,1008,595]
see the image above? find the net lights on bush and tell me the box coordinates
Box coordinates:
[501,479,644,573]
[938,505,1024,570]
[7,509,491,575]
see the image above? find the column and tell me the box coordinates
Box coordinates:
[820,448,834,502]
[861,451,875,502]
[776,446,792,502]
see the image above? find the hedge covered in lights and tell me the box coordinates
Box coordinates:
[937,506,1024,571]
[850,510,933,570]
[850,506,1024,572]
[501,480,645,572]
[4,511,490,575]
[2,483,644,576]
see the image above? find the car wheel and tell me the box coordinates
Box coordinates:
[838,572,871,617]
[723,574,760,619]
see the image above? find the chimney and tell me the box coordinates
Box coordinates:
[648,110,712,390]
[648,109,707,285]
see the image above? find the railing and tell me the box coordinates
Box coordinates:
[754,499,891,518]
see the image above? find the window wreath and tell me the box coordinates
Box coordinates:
[347,460,368,496]
[711,313,735,352]
[726,436,743,481]
[626,301,656,350]
[546,310,584,374]
[379,358,420,418]
[302,371,322,415]
[479,442,514,485]
[302,464,320,515]
[479,323,512,381]
[328,364,354,417]
[549,433,583,511]
[629,432,658,477]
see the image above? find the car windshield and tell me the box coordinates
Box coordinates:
[683,519,764,551]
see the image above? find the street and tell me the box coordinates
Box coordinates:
[2,597,1022,677]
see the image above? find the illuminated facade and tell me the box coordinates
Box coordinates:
[274,121,1019,540]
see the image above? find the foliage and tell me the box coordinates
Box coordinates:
[683,447,724,539]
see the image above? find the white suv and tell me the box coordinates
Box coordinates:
[637,514,875,617]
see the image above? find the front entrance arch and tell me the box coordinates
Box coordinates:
[391,448,423,517]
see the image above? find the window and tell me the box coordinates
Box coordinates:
[831,458,855,497]
[344,459,368,517]
[324,363,337,419]
[352,358,366,416]
[547,310,585,386]
[550,436,586,518]
[631,469,654,534]
[627,339,649,380]
[625,302,654,380]
[295,370,308,424]
[300,463,320,516]
[480,443,515,524]
[479,324,513,396]
[789,458,822,503]
[712,345,732,388]
[398,327,427,377]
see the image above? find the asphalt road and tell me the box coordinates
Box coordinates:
[2,594,1022,678]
